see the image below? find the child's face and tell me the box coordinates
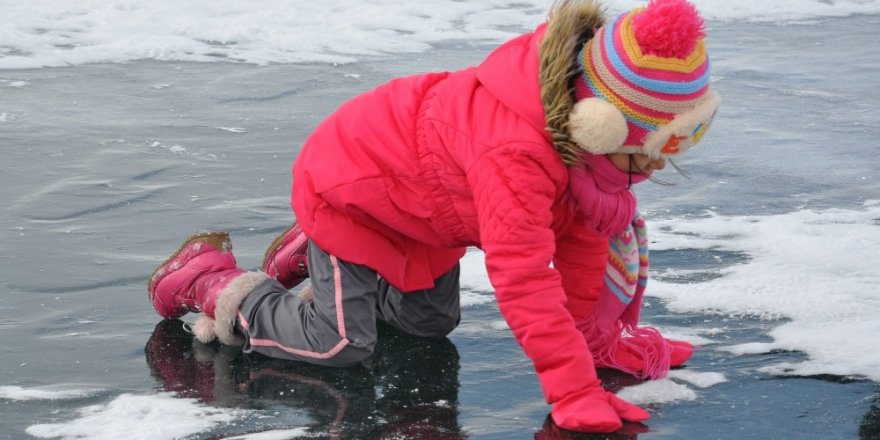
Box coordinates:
[607,153,667,175]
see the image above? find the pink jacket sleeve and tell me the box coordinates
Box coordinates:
[468,144,601,404]
[554,214,609,322]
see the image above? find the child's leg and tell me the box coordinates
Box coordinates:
[236,241,380,367]
[375,264,461,338]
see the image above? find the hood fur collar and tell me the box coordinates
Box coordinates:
[539,0,606,166]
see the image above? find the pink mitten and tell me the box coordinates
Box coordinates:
[667,339,695,367]
[550,387,649,432]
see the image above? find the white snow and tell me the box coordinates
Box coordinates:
[617,379,698,405]
[2,0,878,69]
[26,393,245,440]
[0,386,97,401]
[647,204,880,381]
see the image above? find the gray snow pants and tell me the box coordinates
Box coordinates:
[236,240,461,367]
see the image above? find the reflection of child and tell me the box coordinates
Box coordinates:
[145,320,465,438]
[147,0,720,432]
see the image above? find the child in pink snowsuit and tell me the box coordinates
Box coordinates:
[147,0,720,433]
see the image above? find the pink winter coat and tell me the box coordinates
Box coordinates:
[292,25,609,405]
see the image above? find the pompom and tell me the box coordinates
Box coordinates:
[631,0,705,59]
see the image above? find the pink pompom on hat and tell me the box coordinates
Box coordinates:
[568,0,721,159]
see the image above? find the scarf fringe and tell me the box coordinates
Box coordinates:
[575,211,673,380]
[579,319,673,380]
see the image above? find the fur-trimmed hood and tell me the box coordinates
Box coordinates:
[476,1,606,166]
[539,0,606,166]
[474,25,550,142]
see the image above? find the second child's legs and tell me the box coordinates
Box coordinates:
[237,240,461,367]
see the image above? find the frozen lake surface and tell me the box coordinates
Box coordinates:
[1,3,880,439]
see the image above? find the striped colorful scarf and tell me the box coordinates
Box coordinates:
[575,211,673,380]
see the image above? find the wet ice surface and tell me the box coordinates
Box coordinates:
[2,16,880,440]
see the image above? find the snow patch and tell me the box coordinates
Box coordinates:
[0,385,97,401]
[617,379,698,405]
[26,393,245,440]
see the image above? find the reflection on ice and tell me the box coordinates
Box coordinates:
[139,319,465,439]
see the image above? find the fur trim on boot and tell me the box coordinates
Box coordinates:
[298,285,314,303]
[193,271,269,345]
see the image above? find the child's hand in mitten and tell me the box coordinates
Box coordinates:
[550,386,649,432]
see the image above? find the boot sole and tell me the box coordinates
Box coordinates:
[148,231,231,296]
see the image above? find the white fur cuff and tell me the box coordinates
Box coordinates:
[193,271,269,345]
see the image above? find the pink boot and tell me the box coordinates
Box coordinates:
[261,222,309,289]
[148,231,268,344]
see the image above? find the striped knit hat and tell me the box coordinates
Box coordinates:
[568,0,720,159]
